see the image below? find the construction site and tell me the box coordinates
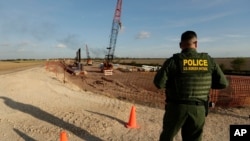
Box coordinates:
[45,0,250,109]
[1,0,250,140]
[46,56,250,110]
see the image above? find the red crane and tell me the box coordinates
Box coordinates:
[103,0,122,71]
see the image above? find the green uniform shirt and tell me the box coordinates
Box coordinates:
[154,48,228,102]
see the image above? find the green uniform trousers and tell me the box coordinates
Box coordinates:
[159,103,205,141]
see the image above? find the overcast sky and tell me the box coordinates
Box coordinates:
[0,0,249,59]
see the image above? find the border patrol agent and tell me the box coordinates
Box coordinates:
[154,31,228,141]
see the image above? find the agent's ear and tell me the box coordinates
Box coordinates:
[194,41,198,48]
[179,42,182,48]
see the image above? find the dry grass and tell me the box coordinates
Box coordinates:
[0,60,45,72]
[113,58,250,71]
[113,58,165,65]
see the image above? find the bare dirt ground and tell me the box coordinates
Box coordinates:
[65,62,250,109]
[0,63,249,141]
[66,64,166,109]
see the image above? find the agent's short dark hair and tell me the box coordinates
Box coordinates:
[181,31,197,42]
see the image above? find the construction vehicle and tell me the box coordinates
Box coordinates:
[85,44,93,65]
[101,0,122,75]
[74,48,82,70]
[65,48,83,75]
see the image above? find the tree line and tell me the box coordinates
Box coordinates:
[220,58,249,76]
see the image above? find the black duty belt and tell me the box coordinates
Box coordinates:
[168,100,205,106]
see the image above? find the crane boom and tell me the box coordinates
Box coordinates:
[105,0,122,66]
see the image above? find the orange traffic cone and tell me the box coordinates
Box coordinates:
[60,131,68,141]
[125,105,139,128]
